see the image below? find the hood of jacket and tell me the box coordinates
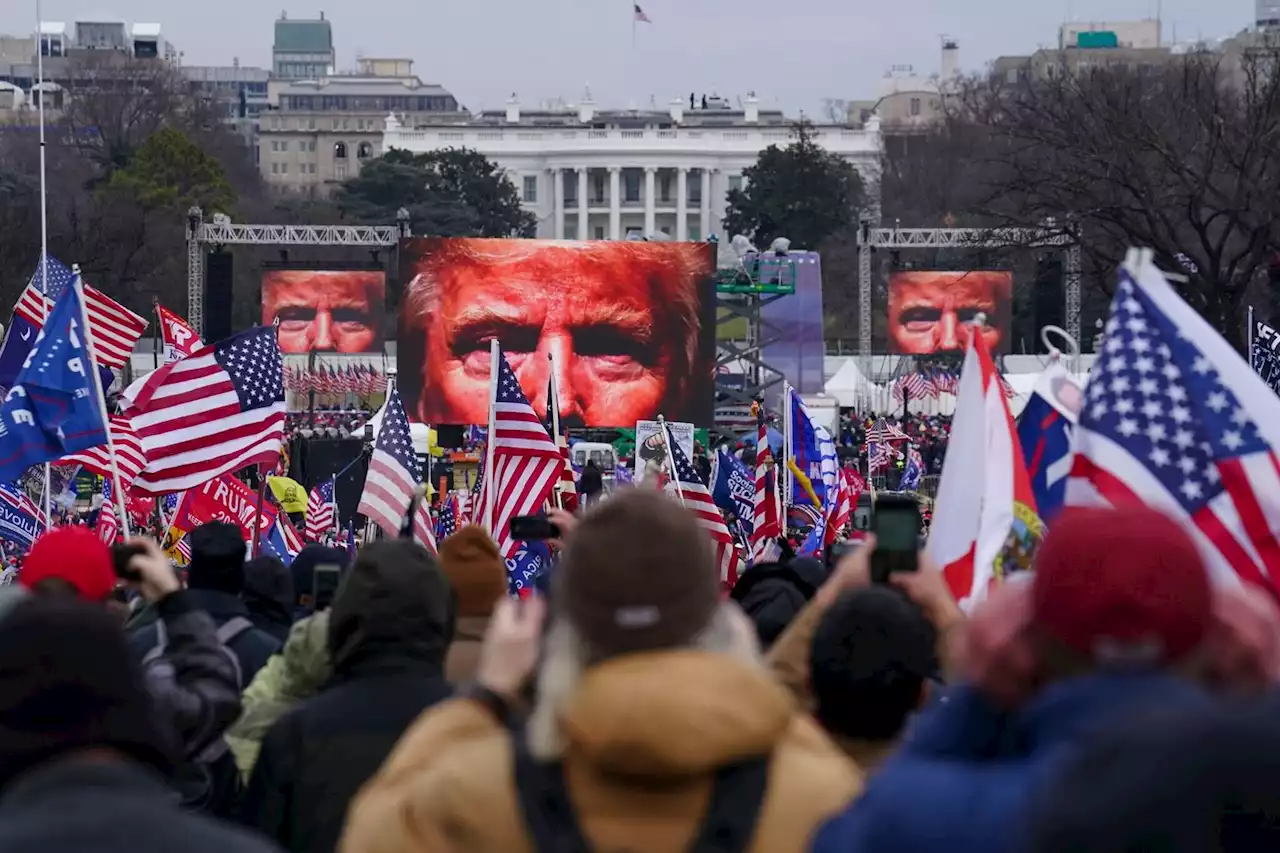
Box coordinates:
[327,542,453,681]
[559,650,794,778]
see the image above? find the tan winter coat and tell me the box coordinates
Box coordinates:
[340,650,861,853]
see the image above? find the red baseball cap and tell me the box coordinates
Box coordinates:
[1033,506,1211,667]
[19,527,116,602]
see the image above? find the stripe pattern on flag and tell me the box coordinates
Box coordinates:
[58,415,147,487]
[489,350,563,559]
[306,477,336,542]
[664,425,743,587]
[16,279,146,369]
[357,387,435,552]
[128,326,285,496]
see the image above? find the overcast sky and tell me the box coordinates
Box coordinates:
[3,0,1255,116]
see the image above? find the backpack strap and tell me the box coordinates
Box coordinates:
[512,734,591,853]
[216,616,255,645]
[688,756,770,853]
[512,730,771,853]
[141,620,169,665]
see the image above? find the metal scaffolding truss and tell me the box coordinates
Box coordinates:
[185,207,410,338]
[855,225,1081,361]
[715,292,793,409]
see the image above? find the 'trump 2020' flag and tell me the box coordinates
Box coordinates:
[1068,255,1280,596]
[0,278,108,483]
[158,304,201,363]
[127,326,285,496]
[928,328,1043,611]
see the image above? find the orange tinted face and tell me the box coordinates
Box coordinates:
[888,271,1011,354]
[262,271,383,353]
[418,246,675,426]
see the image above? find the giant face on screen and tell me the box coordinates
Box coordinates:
[398,238,717,428]
[261,269,386,354]
[887,270,1013,354]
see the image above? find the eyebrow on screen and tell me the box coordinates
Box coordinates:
[450,305,655,338]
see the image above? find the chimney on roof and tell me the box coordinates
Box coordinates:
[744,92,759,123]
[942,38,959,78]
[669,96,684,124]
[506,93,520,123]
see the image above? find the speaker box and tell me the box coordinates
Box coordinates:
[289,437,369,530]
[434,425,464,449]
[205,250,234,343]
[1033,256,1065,353]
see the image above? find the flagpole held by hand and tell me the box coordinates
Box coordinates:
[72,272,131,539]
[658,415,685,506]
[484,338,499,535]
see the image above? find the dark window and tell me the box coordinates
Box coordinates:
[357,142,373,159]
[334,142,348,159]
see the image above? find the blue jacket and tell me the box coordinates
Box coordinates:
[810,673,1216,853]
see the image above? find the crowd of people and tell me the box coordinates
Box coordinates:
[0,485,1277,853]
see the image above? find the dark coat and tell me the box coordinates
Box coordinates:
[240,543,455,853]
[731,556,827,649]
[130,589,282,689]
[0,760,280,853]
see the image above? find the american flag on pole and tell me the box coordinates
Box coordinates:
[305,477,336,542]
[1067,254,1280,595]
[633,3,652,22]
[749,404,782,562]
[664,423,743,586]
[96,478,118,544]
[57,415,147,488]
[357,387,435,552]
[126,326,286,496]
[16,271,146,369]
[488,350,562,559]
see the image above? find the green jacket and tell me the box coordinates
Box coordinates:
[227,610,333,779]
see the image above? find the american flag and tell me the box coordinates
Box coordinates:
[487,350,563,559]
[58,415,147,487]
[436,499,456,542]
[664,424,742,586]
[893,372,927,402]
[96,479,118,544]
[357,387,435,552]
[126,326,286,496]
[919,368,940,399]
[305,477,336,542]
[1067,259,1280,595]
[278,512,305,555]
[866,417,910,444]
[469,452,486,526]
[749,404,782,562]
[634,3,652,22]
[15,264,146,369]
[825,468,860,546]
[174,535,191,564]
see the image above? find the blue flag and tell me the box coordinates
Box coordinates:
[506,538,552,595]
[711,448,755,535]
[1016,364,1081,523]
[0,483,40,549]
[0,279,107,483]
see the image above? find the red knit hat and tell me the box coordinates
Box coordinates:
[19,527,116,602]
[1033,505,1211,667]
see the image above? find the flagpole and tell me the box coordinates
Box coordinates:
[548,352,563,510]
[1248,304,1255,364]
[483,338,499,535]
[631,0,636,48]
[36,0,53,535]
[658,415,685,506]
[782,381,793,507]
[72,274,131,539]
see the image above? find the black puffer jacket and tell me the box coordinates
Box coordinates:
[241,540,455,853]
[731,556,828,649]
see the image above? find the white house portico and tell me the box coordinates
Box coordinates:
[381,94,882,241]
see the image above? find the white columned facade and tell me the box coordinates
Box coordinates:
[700,168,711,239]
[552,168,565,239]
[608,167,621,239]
[676,168,689,240]
[576,168,588,240]
[643,166,657,237]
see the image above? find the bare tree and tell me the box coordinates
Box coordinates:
[956,48,1280,345]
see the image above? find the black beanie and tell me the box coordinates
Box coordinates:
[0,597,177,790]
[185,521,247,594]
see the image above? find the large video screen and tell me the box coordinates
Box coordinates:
[261,269,386,354]
[398,238,717,428]
[887,270,1013,354]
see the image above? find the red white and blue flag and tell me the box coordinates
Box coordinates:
[358,387,435,552]
[664,422,743,587]
[1067,255,1280,596]
[305,477,336,542]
